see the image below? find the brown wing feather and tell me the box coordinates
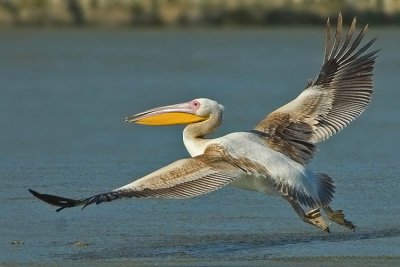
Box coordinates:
[255,13,378,164]
[251,113,316,165]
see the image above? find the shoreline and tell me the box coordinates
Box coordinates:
[3,256,400,267]
[1,0,400,28]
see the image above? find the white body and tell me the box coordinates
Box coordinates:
[184,131,319,199]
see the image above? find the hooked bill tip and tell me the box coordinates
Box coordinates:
[125,115,136,123]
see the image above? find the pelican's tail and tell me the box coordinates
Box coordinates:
[315,173,335,207]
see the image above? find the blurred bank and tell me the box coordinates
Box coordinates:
[1,0,400,27]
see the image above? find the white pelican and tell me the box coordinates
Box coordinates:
[29,14,378,232]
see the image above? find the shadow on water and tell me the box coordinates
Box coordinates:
[67,227,400,260]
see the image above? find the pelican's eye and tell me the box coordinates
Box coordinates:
[191,100,200,109]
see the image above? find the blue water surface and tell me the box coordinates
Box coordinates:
[0,27,399,265]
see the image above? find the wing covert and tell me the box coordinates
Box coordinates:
[115,151,241,199]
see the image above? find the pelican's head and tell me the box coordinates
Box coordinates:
[126,98,224,126]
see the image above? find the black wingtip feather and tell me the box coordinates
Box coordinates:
[28,188,82,211]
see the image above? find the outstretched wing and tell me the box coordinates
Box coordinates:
[254,13,378,165]
[29,145,262,211]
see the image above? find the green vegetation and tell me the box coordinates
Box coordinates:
[1,0,400,27]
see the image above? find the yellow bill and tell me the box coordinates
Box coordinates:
[126,101,207,126]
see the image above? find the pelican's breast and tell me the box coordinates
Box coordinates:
[204,132,310,195]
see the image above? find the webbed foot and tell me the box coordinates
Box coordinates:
[323,206,356,231]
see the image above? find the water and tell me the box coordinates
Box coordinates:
[1,27,399,266]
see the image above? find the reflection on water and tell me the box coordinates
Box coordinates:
[1,28,399,264]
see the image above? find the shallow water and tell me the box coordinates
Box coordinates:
[1,27,399,265]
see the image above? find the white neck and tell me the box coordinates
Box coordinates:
[183,131,209,157]
[182,111,223,157]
